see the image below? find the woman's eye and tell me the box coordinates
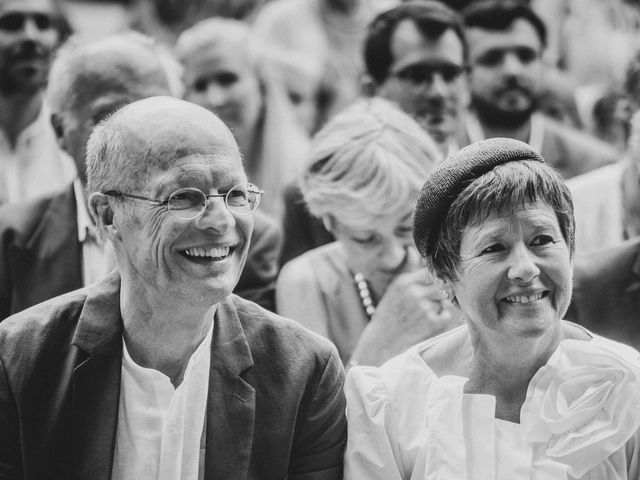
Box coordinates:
[480,244,503,255]
[351,235,377,245]
[532,234,555,246]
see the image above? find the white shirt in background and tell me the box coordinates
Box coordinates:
[0,103,75,204]
[73,179,116,286]
[111,316,214,480]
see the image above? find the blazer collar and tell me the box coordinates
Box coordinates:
[25,184,77,260]
[205,296,256,479]
[71,271,123,480]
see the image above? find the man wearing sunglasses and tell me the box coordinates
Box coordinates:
[0,0,75,204]
[0,95,346,477]
[459,0,617,179]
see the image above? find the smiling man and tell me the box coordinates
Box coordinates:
[0,96,346,479]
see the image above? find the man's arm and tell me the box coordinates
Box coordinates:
[0,355,21,479]
[289,348,347,480]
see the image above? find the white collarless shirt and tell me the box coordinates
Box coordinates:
[111,317,214,480]
[73,179,116,286]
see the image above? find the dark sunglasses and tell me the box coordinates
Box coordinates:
[394,62,466,86]
[0,12,52,32]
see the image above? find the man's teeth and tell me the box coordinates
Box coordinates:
[504,292,544,304]
[184,247,230,258]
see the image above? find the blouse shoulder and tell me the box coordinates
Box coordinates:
[344,348,440,480]
[521,335,640,478]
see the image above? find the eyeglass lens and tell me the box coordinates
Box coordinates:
[0,12,52,32]
[167,184,260,219]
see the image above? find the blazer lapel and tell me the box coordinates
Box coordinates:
[71,272,123,480]
[17,186,82,304]
[204,297,255,479]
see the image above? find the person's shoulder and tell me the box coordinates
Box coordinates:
[280,242,344,277]
[231,294,338,360]
[574,237,640,285]
[0,187,71,239]
[566,161,624,193]
[543,116,618,160]
[0,286,89,363]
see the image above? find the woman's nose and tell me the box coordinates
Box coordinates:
[205,83,227,108]
[379,237,410,271]
[507,244,540,283]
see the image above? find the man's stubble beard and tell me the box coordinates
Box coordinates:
[472,94,537,129]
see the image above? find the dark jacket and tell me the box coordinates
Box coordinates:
[567,237,640,349]
[0,272,346,479]
[0,184,282,319]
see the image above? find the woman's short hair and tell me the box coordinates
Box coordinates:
[302,97,442,230]
[427,160,575,281]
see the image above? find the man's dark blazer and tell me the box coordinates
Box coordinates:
[0,184,282,319]
[567,237,640,349]
[0,272,346,479]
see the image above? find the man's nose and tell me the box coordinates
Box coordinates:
[21,17,42,41]
[424,73,448,99]
[507,244,540,283]
[501,52,525,76]
[194,196,235,232]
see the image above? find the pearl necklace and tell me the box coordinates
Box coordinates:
[354,272,375,320]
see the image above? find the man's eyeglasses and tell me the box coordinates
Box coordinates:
[0,12,52,32]
[393,62,466,88]
[104,183,263,220]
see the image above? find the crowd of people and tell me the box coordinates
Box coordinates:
[1,0,640,478]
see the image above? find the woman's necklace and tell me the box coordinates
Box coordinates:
[354,272,375,320]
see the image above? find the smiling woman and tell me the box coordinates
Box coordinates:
[344,138,640,480]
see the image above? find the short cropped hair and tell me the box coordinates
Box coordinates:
[462,0,547,48]
[302,97,441,230]
[47,31,183,115]
[427,161,574,281]
[364,0,467,85]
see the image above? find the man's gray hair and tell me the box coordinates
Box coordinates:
[47,31,184,114]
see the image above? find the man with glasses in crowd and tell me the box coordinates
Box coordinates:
[280,0,469,265]
[0,33,282,320]
[458,0,617,179]
[0,95,346,478]
[0,0,75,204]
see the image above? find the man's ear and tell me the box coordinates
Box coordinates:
[88,192,119,240]
[50,113,67,151]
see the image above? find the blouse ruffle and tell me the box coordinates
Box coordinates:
[345,329,640,480]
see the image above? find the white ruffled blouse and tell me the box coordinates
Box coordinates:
[344,327,640,479]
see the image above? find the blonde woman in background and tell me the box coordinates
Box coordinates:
[276,98,459,366]
[175,18,313,219]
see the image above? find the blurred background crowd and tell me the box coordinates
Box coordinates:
[2,0,640,366]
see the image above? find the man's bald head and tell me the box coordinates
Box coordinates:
[86,96,240,196]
